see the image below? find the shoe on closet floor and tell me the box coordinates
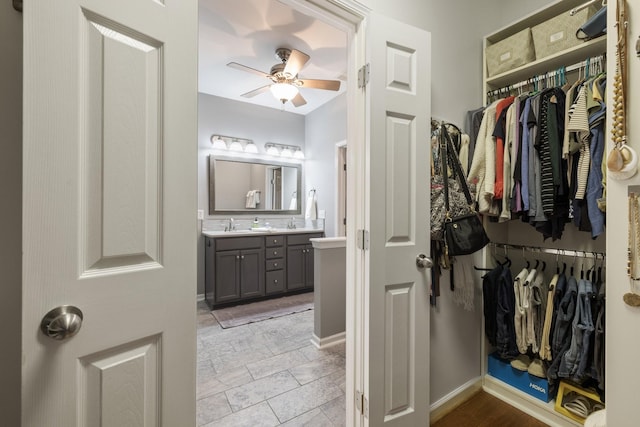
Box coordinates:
[527,358,547,378]
[510,354,531,371]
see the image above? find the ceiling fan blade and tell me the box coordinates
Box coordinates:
[241,85,271,98]
[227,62,270,79]
[291,92,307,107]
[299,79,341,91]
[283,49,310,77]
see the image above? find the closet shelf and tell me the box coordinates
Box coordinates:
[486,36,606,89]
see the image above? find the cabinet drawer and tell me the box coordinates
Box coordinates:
[266,270,285,294]
[265,235,284,247]
[266,258,285,271]
[215,236,263,251]
[265,247,284,259]
[286,233,324,245]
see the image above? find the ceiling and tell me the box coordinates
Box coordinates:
[198,0,348,115]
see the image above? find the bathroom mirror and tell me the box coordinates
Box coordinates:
[209,155,302,215]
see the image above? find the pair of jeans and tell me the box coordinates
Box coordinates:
[547,276,577,380]
[558,279,594,379]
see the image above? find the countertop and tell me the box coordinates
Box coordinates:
[202,228,324,238]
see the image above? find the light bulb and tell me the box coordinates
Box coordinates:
[244,142,258,153]
[281,147,293,157]
[211,136,227,150]
[266,145,280,156]
[270,83,299,102]
[293,149,305,159]
[229,140,244,152]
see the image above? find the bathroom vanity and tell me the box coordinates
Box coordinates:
[203,229,323,308]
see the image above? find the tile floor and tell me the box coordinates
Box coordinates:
[197,301,346,426]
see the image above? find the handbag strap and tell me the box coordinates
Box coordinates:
[440,124,475,216]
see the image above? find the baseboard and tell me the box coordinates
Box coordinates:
[429,377,483,423]
[197,293,205,302]
[310,332,346,349]
[483,375,579,427]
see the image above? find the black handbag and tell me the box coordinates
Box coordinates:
[440,125,490,256]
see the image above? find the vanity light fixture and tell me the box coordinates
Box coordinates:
[264,142,304,159]
[210,134,255,153]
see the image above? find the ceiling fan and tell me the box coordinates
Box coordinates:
[227,47,341,107]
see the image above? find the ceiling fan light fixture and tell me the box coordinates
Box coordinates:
[270,83,298,102]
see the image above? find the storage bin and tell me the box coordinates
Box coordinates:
[531,5,599,59]
[554,380,604,424]
[487,352,551,402]
[486,28,535,77]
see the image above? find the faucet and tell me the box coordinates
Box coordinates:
[288,217,296,229]
[225,218,235,231]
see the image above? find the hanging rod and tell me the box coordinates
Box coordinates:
[570,0,600,16]
[489,242,605,259]
[487,54,606,99]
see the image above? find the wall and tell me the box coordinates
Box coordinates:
[305,93,347,237]
[197,93,306,295]
[0,2,21,425]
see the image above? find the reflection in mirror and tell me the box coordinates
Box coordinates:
[209,156,301,214]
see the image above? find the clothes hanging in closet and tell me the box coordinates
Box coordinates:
[482,250,606,400]
[467,73,607,241]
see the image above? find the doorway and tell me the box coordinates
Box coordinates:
[199,1,354,424]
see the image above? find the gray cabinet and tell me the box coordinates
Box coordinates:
[204,232,323,309]
[205,236,264,307]
[265,235,285,294]
[286,233,322,291]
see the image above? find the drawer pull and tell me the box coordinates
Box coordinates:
[274,279,278,284]
[274,263,278,267]
[273,239,278,244]
[273,251,278,256]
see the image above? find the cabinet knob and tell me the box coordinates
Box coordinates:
[274,279,278,284]
[241,255,245,260]
[236,255,240,260]
[274,263,278,267]
[273,251,278,256]
[273,239,278,244]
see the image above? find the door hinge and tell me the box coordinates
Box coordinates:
[357,63,370,88]
[355,390,369,418]
[13,0,22,12]
[356,229,369,250]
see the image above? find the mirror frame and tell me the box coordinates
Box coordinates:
[208,155,302,215]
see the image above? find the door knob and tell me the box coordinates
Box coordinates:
[40,305,83,341]
[416,254,433,269]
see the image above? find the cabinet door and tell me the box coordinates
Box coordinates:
[286,245,306,290]
[204,238,217,307]
[305,244,314,289]
[215,250,240,303]
[239,248,264,298]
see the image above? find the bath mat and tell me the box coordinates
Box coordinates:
[212,292,314,329]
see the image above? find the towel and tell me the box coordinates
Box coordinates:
[245,190,256,208]
[305,191,317,220]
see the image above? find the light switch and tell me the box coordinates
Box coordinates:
[197,209,204,220]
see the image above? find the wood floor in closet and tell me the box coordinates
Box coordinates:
[431,391,548,427]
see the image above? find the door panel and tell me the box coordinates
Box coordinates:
[216,251,241,302]
[366,13,431,426]
[240,248,265,298]
[287,245,306,290]
[22,0,197,425]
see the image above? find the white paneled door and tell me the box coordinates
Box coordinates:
[364,13,431,426]
[22,0,197,425]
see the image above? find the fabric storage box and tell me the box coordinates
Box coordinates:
[531,5,599,59]
[487,352,551,402]
[486,28,535,77]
